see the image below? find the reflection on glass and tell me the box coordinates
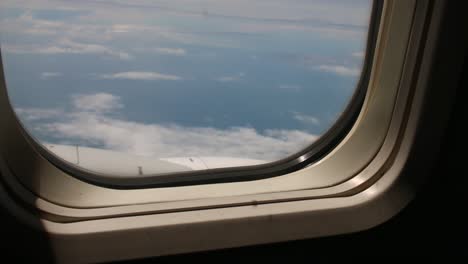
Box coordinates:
[0,0,371,177]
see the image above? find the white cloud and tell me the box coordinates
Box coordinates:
[49,39,133,60]
[0,0,370,50]
[0,10,113,41]
[238,23,365,40]
[133,47,187,56]
[20,93,318,160]
[352,51,365,58]
[72,93,123,113]
[317,65,361,77]
[99,71,182,81]
[15,108,62,121]
[3,39,132,60]
[0,9,235,49]
[110,24,134,33]
[43,117,318,159]
[0,0,371,29]
[292,112,320,126]
[0,11,63,36]
[154,48,187,56]
[1,44,31,54]
[40,72,62,80]
[216,72,245,82]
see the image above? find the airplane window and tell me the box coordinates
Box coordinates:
[0,1,372,180]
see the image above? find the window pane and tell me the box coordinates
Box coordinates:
[0,0,372,178]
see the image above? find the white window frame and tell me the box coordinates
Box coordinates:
[0,0,449,262]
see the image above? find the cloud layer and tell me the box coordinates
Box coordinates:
[154,48,187,56]
[318,65,361,77]
[72,93,123,113]
[99,71,182,81]
[3,39,132,60]
[216,72,245,83]
[40,72,62,80]
[19,93,318,160]
[293,112,320,126]
[15,107,62,121]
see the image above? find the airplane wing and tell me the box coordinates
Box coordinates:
[44,144,266,177]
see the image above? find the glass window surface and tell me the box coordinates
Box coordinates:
[0,0,372,177]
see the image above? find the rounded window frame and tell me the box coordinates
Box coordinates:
[0,0,427,219]
[2,1,382,189]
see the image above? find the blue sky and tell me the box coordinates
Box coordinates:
[0,0,371,162]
